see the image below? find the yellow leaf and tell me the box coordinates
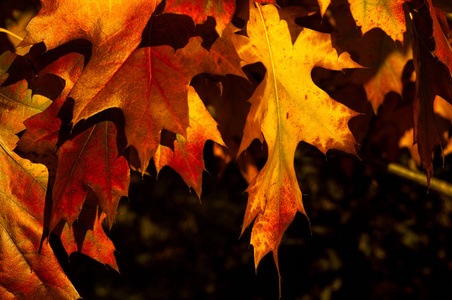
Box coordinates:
[348,0,409,43]
[232,0,360,291]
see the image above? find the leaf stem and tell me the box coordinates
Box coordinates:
[0,28,23,42]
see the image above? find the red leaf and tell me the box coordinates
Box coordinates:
[17,53,85,155]
[57,194,119,271]
[154,86,225,197]
[20,0,161,127]
[428,0,452,76]
[164,0,276,35]
[52,114,130,231]
[0,51,79,299]
[0,151,79,299]
[71,26,244,173]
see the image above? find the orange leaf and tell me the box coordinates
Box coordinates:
[361,36,412,113]
[20,0,161,128]
[348,0,409,43]
[0,51,52,148]
[71,25,244,172]
[232,0,360,289]
[154,86,225,198]
[17,53,85,155]
[0,151,79,299]
[0,51,79,299]
[164,0,235,36]
[317,0,330,17]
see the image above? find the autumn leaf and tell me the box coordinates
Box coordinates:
[20,0,161,128]
[154,86,225,198]
[14,51,122,269]
[0,53,52,145]
[409,1,452,182]
[348,0,409,43]
[164,0,276,36]
[399,96,452,166]
[17,52,85,156]
[71,25,245,173]
[317,0,330,17]
[164,0,235,36]
[364,42,412,113]
[0,51,79,299]
[0,152,79,300]
[56,193,119,271]
[232,0,360,290]
[14,52,127,231]
[52,111,130,231]
[350,32,412,113]
[427,0,452,76]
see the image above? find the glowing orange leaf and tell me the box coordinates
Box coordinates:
[164,0,276,35]
[232,1,360,291]
[71,27,244,173]
[52,114,129,231]
[364,38,412,113]
[20,0,161,129]
[348,0,409,43]
[154,86,225,198]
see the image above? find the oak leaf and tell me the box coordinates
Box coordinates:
[350,32,412,113]
[14,52,122,269]
[52,112,130,231]
[20,0,161,130]
[348,0,409,43]
[232,0,360,289]
[317,0,330,17]
[56,193,119,271]
[164,0,276,35]
[399,96,452,167]
[364,44,412,113]
[154,86,225,198]
[409,1,452,182]
[17,52,84,156]
[427,0,452,76]
[71,27,244,173]
[0,51,79,299]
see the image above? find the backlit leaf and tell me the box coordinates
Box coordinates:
[0,51,79,299]
[348,0,409,43]
[232,1,360,290]
[52,112,130,231]
[71,26,244,173]
[164,0,276,35]
[154,86,225,198]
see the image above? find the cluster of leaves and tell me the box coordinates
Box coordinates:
[0,0,451,298]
